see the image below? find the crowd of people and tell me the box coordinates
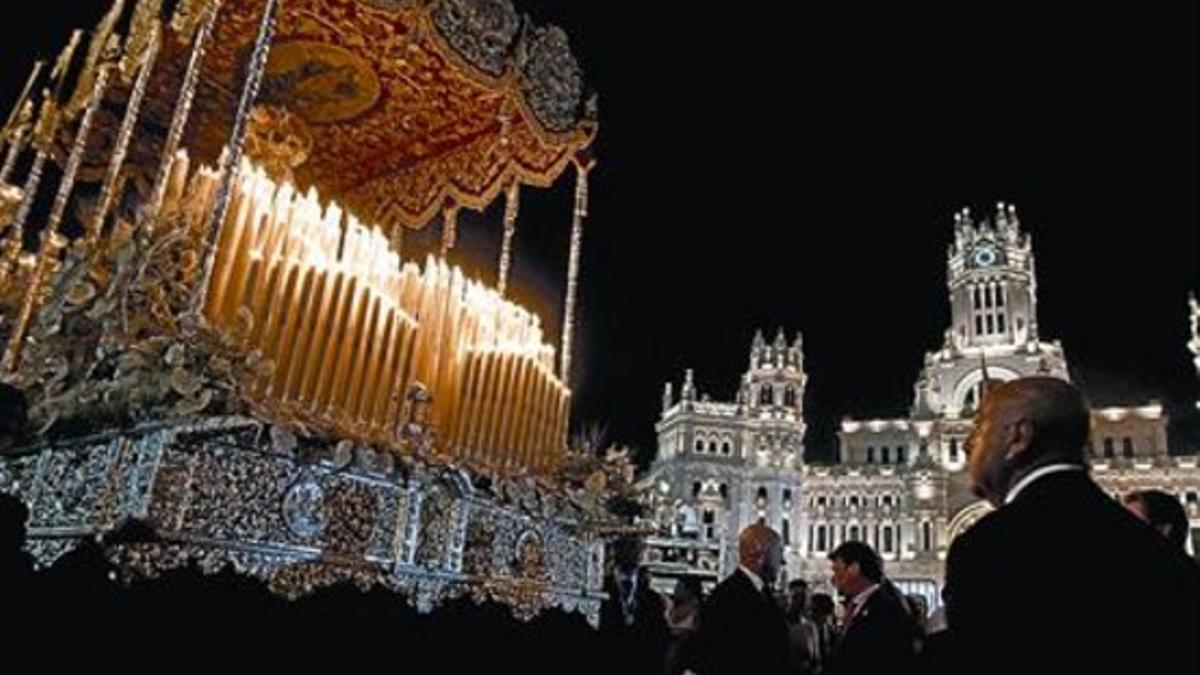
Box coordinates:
[2,377,1198,672]
[596,378,1199,674]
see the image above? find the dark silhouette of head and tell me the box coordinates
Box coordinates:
[1124,489,1190,552]
[828,540,883,597]
[966,377,1090,506]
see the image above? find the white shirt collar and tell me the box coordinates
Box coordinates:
[739,565,765,592]
[1004,463,1086,504]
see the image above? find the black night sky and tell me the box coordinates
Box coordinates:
[3,2,1197,464]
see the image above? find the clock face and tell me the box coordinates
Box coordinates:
[971,245,998,268]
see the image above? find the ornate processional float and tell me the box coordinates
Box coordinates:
[0,0,630,624]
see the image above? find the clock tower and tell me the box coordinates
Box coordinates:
[946,202,1039,351]
[909,203,1069,420]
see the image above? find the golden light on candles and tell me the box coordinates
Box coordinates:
[188,159,569,475]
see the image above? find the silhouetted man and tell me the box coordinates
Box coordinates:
[945,377,1198,674]
[695,523,790,675]
[785,578,820,675]
[1124,489,1191,555]
[599,536,668,674]
[824,541,918,675]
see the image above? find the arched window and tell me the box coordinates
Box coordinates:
[849,525,860,541]
[692,482,701,497]
[883,526,894,553]
[1122,437,1134,458]
[881,447,890,464]
[1103,438,1115,458]
[897,446,907,464]
[783,387,796,407]
[694,439,704,453]
[850,495,860,508]
[759,387,773,406]
[719,483,728,500]
[949,438,960,461]
[817,526,827,552]
[867,447,875,463]
[708,441,717,454]
[721,441,731,455]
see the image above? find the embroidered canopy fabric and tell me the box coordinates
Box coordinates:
[82,0,597,229]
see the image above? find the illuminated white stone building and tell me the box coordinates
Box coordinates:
[640,204,1200,607]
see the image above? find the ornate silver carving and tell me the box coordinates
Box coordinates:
[432,0,521,78]
[519,25,584,133]
[2,418,604,623]
[282,476,324,538]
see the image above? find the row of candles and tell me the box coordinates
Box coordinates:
[163,153,568,473]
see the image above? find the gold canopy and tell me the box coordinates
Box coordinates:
[80,0,597,229]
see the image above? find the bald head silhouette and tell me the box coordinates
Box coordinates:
[738,522,783,586]
[966,377,1091,506]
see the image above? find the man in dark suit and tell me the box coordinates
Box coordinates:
[945,377,1199,674]
[695,523,790,675]
[598,536,669,674]
[823,541,919,675]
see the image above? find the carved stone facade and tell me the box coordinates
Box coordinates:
[642,204,1200,609]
